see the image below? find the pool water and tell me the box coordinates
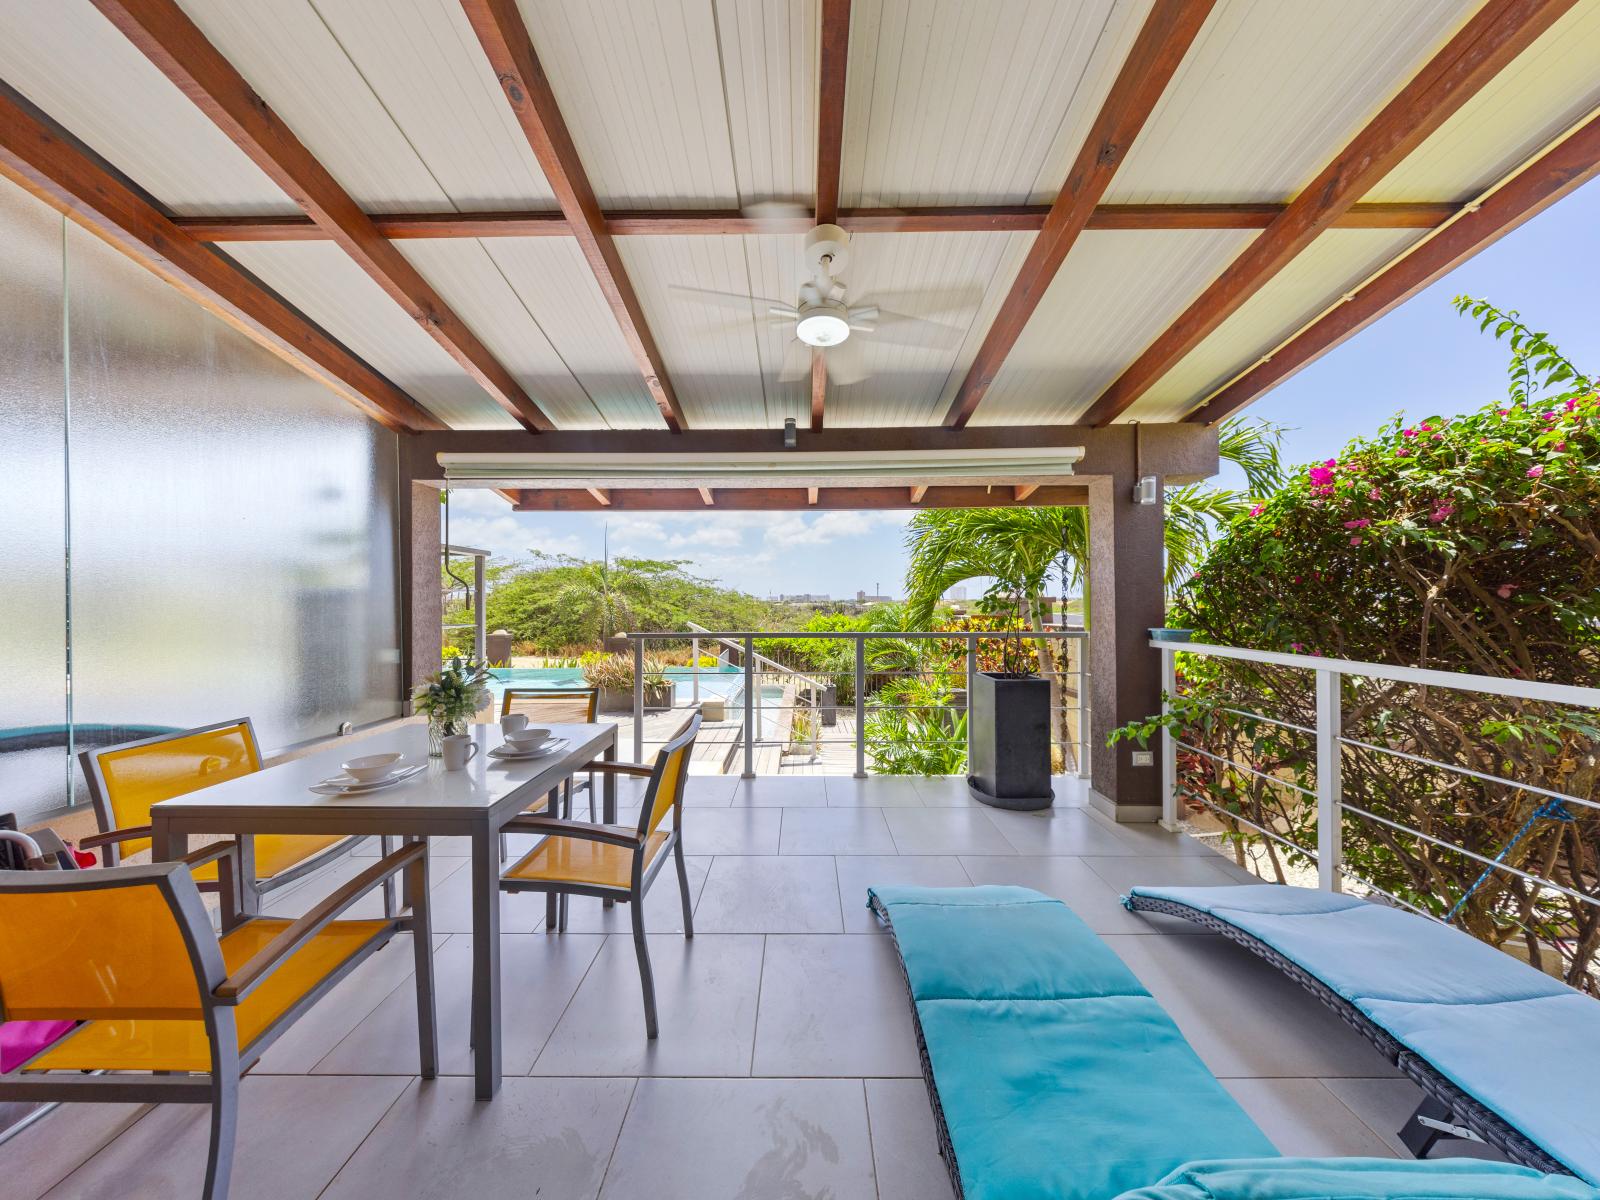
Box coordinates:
[488,667,784,731]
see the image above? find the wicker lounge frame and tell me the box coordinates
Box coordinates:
[1124,893,1572,1177]
[869,892,968,1200]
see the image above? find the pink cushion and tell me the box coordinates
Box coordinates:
[1,1020,76,1072]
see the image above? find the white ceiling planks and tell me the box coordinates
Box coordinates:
[479,237,665,429]
[616,235,769,428]
[1366,0,1600,203]
[1126,227,1433,422]
[973,230,1257,426]
[0,0,293,214]
[714,0,819,208]
[839,0,1139,207]
[298,0,558,210]
[825,231,1033,427]
[514,0,739,207]
[223,241,515,428]
[741,233,812,429]
[1105,0,1471,203]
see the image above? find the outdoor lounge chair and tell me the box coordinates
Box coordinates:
[78,719,392,916]
[499,712,700,1038]
[0,840,436,1200]
[1123,884,1600,1184]
[872,884,1599,1200]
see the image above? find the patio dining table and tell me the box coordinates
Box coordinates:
[148,720,618,1099]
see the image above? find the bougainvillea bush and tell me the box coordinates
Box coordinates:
[1128,300,1600,990]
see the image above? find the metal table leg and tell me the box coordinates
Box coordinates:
[468,821,502,1099]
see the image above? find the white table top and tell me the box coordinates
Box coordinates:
[148,722,616,828]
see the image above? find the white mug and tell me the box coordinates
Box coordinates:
[500,713,529,736]
[441,733,480,771]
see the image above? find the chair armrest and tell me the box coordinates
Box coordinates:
[582,761,654,778]
[79,825,155,851]
[213,841,426,1004]
[502,814,644,848]
[181,840,240,871]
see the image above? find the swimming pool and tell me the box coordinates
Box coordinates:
[488,667,784,729]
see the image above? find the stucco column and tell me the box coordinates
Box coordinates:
[399,479,441,707]
[1086,474,1166,821]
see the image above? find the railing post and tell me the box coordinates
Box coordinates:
[473,553,487,665]
[632,635,645,762]
[1315,668,1343,891]
[742,635,755,779]
[691,636,700,704]
[964,633,977,770]
[1076,635,1091,780]
[854,635,867,779]
[1160,645,1177,829]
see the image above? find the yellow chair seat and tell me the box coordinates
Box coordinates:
[187,833,348,884]
[505,831,668,891]
[26,917,390,1073]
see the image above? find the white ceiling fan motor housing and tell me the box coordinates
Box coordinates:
[804,223,850,275]
[797,225,853,346]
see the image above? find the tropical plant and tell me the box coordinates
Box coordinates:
[1115,299,1600,990]
[865,675,969,776]
[580,652,670,694]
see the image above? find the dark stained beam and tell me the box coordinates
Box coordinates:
[1081,0,1578,427]
[810,350,827,433]
[91,0,554,432]
[815,0,851,226]
[586,487,611,507]
[943,0,1217,429]
[170,202,1461,242]
[697,486,715,506]
[1189,109,1600,426]
[909,485,928,503]
[0,81,439,433]
[493,488,521,505]
[1013,484,1040,502]
[461,0,687,431]
[510,484,1089,512]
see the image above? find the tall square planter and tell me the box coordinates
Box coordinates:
[967,671,1053,810]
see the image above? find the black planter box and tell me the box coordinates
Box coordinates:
[967,671,1053,811]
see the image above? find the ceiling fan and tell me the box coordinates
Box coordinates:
[669,221,976,385]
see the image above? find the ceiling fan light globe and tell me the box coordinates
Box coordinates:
[796,311,850,347]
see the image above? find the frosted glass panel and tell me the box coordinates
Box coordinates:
[0,185,68,820]
[65,221,402,756]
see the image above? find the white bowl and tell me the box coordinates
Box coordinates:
[342,752,403,783]
[505,727,552,750]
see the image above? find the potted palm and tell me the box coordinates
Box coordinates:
[967,577,1053,810]
[582,652,674,714]
[413,656,492,756]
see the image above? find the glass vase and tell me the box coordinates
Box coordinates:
[427,714,452,758]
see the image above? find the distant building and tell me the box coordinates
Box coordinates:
[943,586,967,602]
[777,593,832,603]
[855,590,894,604]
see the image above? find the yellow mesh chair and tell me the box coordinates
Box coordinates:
[500,686,603,824]
[0,841,436,1200]
[499,712,700,1038]
[78,720,385,912]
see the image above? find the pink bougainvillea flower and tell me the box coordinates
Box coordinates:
[1565,398,1578,411]
[1555,441,1567,451]
[1526,465,1545,479]
[1248,504,1263,517]
[1308,465,1335,486]
[1498,408,1511,417]
[1396,449,1410,457]
[1497,584,1516,599]
[1290,643,1305,652]
[1430,504,1455,523]
[1401,428,1417,439]
[1419,423,1433,432]
[1349,536,1362,546]
[1367,487,1382,500]
[1342,518,1371,528]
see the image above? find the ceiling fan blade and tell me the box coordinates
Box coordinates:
[668,284,789,313]
[742,201,812,236]
[776,337,812,384]
[861,308,968,351]
[866,285,986,317]
[823,340,868,386]
[768,304,800,319]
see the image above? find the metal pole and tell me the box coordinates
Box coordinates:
[965,633,977,771]
[632,635,645,762]
[1316,668,1343,890]
[854,635,867,779]
[473,554,487,665]
[1159,646,1177,829]
[742,636,756,778]
[1076,635,1092,780]
[691,636,700,704]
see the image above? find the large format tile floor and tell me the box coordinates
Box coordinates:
[13,775,1463,1199]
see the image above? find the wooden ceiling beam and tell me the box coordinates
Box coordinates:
[586,487,611,507]
[1014,484,1040,502]
[169,203,1460,243]
[943,0,1217,429]
[698,486,715,506]
[809,0,851,430]
[461,0,686,431]
[0,82,439,434]
[511,485,1089,512]
[810,350,828,433]
[1188,109,1600,426]
[90,0,554,433]
[909,485,928,503]
[1080,0,1578,427]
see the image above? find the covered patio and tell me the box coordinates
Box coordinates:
[4,1,1600,1198]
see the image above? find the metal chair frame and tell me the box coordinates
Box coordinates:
[0,841,436,1200]
[499,713,700,1038]
[77,718,395,915]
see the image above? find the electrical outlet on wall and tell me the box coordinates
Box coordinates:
[1130,750,1154,767]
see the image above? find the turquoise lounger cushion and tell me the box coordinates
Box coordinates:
[1114,1157,1600,1200]
[1124,884,1600,1184]
[871,885,1276,1200]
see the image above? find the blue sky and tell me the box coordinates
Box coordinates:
[450,177,1600,600]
